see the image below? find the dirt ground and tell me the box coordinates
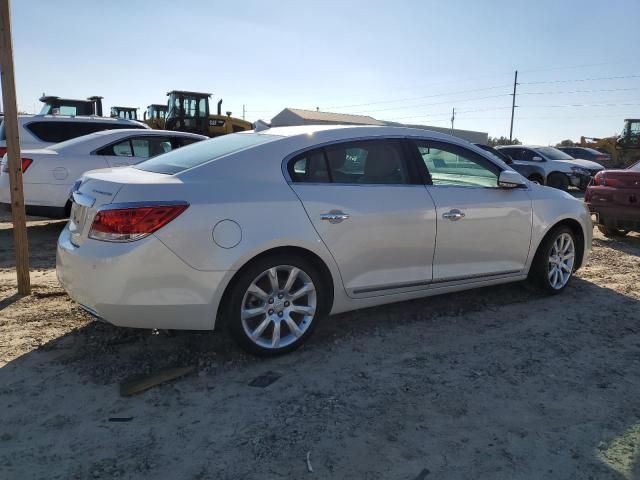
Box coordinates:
[1,209,640,480]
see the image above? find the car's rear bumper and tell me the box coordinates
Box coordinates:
[56,226,229,330]
[587,204,640,231]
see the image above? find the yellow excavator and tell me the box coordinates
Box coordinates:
[580,118,640,167]
[163,90,252,137]
[143,104,168,129]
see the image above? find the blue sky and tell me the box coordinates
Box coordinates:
[9,0,640,144]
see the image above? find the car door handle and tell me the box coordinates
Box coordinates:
[320,211,350,223]
[442,209,465,221]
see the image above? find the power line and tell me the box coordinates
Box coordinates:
[326,84,511,110]
[353,93,511,115]
[521,74,640,85]
[519,87,640,95]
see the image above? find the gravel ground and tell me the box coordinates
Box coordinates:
[1,210,639,479]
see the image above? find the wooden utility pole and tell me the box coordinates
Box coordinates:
[509,70,518,142]
[0,0,30,295]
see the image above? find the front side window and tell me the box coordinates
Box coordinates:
[414,140,499,188]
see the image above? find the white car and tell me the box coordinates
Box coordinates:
[497,145,605,190]
[57,125,592,355]
[0,114,148,153]
[0,129,206,217]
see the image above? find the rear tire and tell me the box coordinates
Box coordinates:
[598,226,629,238]
[226,254,327,356]
[547,172,569,191]
[528,226,576,294]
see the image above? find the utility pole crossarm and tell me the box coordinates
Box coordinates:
[0,0,31,295]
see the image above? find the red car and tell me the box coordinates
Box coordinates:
[585,161,640,237]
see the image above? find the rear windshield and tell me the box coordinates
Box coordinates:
[135,133,278,174]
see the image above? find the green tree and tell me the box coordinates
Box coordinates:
[487,136,522,147]
[556,139,575,147]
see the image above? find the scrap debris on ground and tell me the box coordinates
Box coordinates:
[1,210,640,479]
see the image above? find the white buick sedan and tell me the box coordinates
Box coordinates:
[57,125,592,355]
[0,129,206,218]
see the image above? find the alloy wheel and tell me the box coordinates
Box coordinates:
[240,265,317,350]
[547,233,575,290]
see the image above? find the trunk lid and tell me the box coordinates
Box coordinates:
[68,166,179,246]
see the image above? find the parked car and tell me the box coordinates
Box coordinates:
[0,129,206,217]
[585,161,640,237]
[497,145,604,190]
[57,126,592,356]
[0,114,148,154]
[557,146,612,165]
[474,143,546,184]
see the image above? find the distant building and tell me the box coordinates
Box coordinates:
[270,108,488,144]
[271,108,387,127]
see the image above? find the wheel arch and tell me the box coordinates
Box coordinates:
[215,245,336,330]
[532,217,586,271]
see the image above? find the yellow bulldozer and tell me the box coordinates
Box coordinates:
[580,118,640,167]
[143,104,168,129]
[162,90,252,137]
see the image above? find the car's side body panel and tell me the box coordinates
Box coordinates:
[56,126,593,332]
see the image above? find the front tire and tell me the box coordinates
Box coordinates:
[227,254,326,356]
[598,226,629,238]
[546,172,569,191]
[528,226,576,294]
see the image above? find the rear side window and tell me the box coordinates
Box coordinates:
[97,137,173,158]
[26,121,145,143]
[288,139,412,185]
[288,149,330,183]
[135,133,278,174]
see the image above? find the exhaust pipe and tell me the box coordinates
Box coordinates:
[217,99,222,116]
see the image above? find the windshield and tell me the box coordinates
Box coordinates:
[135,133,278,174]
[535,147,574,160]
[629,161,640,172]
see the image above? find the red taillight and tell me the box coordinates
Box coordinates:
[591,172,603,186]
[21,158,33,172]
[1,157,33,174]
[88,203,188,242]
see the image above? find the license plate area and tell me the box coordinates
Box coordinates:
[69,202,88,246]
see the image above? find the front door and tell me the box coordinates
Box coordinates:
[288,139,437,297]
[410,140,533,282]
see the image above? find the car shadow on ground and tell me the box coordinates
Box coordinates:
[594,232,640,256]
[0,218,66,269]
[1,274,639,478]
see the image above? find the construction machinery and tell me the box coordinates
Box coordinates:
[580,118,640,167]
[110,106,138,121]
[39,94,103,116]
[163,90,252,137]
[143,104,168,129]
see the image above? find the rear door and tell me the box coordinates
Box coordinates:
[289,138,437,297]
[410,139,533,282]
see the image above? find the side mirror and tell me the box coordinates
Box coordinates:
[532,156,543,162]
[498,170,527,189]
